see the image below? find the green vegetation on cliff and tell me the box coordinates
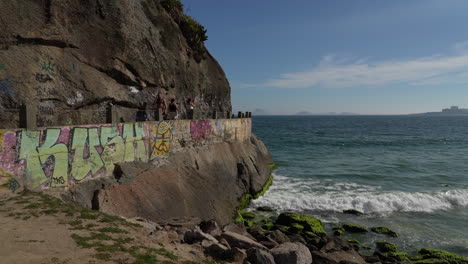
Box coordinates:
[161,0,208,62]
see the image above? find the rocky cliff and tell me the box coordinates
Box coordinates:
[0,0,231,128]
[62,135,273,226]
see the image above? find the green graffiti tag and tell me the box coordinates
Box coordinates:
[71,128,105,181]
[35,58,56,75]
[100,126,124,171]
[20,129,69,188]
[0,64,5,70]
[122,123,147,162]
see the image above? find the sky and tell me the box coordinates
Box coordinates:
[183,0,468,115]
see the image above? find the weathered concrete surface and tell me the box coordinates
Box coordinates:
[0,0,231,128]
[96,135,273,226]
[0,118,252,194]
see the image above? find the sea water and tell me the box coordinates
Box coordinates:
[251,115,468,256]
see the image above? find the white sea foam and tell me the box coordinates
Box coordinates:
[251,173,468,214]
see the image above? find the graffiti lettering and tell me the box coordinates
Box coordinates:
[51,176,65,185]
[0,64,5,71]
[35,58,57,75]
[0,119,245,191]
[19,129,69,188]
[71,128,104,181]
[150,121,175,159]
[190,121,211,140]
[8,178,20,192]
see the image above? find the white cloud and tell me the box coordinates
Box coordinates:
[243,43,468,89]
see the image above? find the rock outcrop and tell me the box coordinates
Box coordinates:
[61,135,273,226]
[0,0,231,128]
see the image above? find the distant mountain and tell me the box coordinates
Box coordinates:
[295,111,358,116]
[296,111,313,115]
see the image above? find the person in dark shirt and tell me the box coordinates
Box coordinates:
[168,98,178,120]
[136,102,148,122]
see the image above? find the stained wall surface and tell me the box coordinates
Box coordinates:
[0,118,252,193]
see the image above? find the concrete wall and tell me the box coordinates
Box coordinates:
[0,118,252,193]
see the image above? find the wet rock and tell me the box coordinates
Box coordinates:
[220,231,267,250]
[342,224,368,233]
[247,248,276,264]
[320,236,353,252]
[256,206,276,212]
[271,242,312,264]
[333,227,346,236]
[343,209,364,216]
[375,241,397,253]
[371,227,398,238]
[410,248,468,264]
[276,212,327,237]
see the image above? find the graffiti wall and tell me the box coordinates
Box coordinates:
[0,118,251,192]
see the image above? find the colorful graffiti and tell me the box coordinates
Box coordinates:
[0,118,249,191]
[0,169,20,192]
[150,121,175,159]
[16,123,149,189]
[190,121,211,140]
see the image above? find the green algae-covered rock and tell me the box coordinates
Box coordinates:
[376,241,398,253]
[241,211,256,220]
[342,223,368,233]
[411,248,468,264]
[347,239,371,250]
[332,227,345,236]
[371,226,398,237]
[276,212,327,237]
[343,209,364,215]
[288,223,304,234]
[262,222,274,232]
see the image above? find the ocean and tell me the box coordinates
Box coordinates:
[251,115,468,256]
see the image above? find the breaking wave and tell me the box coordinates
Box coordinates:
[251,173,468,214]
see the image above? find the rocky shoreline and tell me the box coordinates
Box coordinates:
[154,209,468,264]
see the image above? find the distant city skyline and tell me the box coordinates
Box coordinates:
[185,0,468,115]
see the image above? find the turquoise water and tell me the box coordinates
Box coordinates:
[251,115,468,256]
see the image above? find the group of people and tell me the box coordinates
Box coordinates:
[154,92,195,120]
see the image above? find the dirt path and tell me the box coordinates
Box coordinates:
[0,191,216,264]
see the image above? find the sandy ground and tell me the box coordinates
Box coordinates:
[0,191,216,264]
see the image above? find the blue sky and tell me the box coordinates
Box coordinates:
[183,0,468,115]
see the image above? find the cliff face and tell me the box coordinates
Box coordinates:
[0,0,231,128]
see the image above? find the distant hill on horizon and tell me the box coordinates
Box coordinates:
[296,111,359,116]
[410,106,468,116]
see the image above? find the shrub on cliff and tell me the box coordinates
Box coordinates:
[160,0,209,63]
[161,0,183,12]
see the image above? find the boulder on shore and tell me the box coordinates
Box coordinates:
[271,242,312,264]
